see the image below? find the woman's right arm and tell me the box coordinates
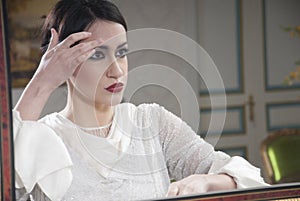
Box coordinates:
[14,28,101,120]
[14,29,103,200]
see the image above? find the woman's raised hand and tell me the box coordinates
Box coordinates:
[14,29,102,120]
[33,28,101,91]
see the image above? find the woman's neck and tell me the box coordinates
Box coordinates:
[60,88,114,128]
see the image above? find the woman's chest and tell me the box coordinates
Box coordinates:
[62,145,170,201]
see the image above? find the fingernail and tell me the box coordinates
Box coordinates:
[49,29,53,39]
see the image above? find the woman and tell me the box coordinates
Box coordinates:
[14,0,267,200]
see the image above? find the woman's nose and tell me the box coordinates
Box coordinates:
[107,59,124,79]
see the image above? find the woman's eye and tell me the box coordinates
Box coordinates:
[116,48,128,58]
[89,50,105,60]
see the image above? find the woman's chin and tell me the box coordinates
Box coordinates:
[96,94,124,106]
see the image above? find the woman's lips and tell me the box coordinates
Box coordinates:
[105,82,124,93]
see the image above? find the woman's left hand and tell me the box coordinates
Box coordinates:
[166,174,237,197]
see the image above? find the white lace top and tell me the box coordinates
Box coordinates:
[14,103,267,201]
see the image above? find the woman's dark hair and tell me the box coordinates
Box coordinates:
[41,0,127,53]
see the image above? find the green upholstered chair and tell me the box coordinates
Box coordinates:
[261,129,300,184]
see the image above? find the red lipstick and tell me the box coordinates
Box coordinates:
[105,82,124,93]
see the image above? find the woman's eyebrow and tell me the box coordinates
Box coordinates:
[97,42,127,50]
[117,42,128,49]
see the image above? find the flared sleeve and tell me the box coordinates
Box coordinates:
[155,104,268,188]
[13,110,73,201]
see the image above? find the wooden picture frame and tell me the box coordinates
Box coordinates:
[0,0,15,200]
[0,0,300,200]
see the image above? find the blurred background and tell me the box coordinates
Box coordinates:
[7,0,300,184]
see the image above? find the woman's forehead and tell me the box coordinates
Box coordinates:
[87,20,127,46]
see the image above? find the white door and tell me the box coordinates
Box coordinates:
[198,0,300,181]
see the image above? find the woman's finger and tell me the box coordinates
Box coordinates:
[61,39,103,69]
[60,31,92,48]
[72,49,96,67]
[68,39,103,57]
[178,184,195,196]
[47,28,59,51]
[166,183,180,197]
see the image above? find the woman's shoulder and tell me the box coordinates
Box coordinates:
[12,109,58,126]
[37,112,75,132]
[38,112,61,124]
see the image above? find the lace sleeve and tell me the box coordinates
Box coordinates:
[157,105,268,188]
[15,188,29,201]
[30,185,52,201]
[157,105,217,180]
[15,185,50,201]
